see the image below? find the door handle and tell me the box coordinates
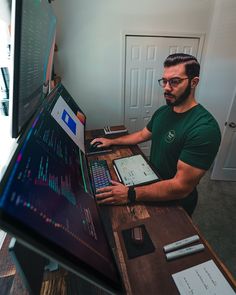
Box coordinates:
[229,122,236,128]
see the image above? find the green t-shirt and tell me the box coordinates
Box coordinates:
[146,104,221,180]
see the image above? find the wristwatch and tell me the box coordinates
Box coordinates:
[128,186,136,204]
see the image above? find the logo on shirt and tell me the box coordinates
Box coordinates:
[165,130,176,143]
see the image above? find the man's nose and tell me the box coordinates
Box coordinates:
[164,81,172,91]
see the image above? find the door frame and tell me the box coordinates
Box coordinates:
[211,86,236,180]
[120,31,205,123]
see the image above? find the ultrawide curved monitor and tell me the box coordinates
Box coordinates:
[0,84,123,293]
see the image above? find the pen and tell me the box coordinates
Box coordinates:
[166,244,204,260]
[163,235,200,252]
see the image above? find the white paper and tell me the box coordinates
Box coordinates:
[0,230,7,250]
[51,96,85,153]
[172,260,235,295]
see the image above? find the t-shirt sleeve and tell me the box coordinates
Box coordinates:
[146,115,154,132]
[179,125,221,170]
[146,107,165,132]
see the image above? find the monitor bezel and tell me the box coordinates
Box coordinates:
[9,0,22,138]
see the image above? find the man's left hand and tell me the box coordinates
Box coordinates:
[96,180,129,205]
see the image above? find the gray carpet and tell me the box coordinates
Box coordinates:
[192,170,236,279]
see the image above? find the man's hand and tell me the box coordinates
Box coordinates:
[90,127,152,148]
[90,137,113,148]
[96,180,129,205]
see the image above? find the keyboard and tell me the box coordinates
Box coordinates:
[89,159,112,192]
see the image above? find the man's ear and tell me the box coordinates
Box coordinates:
[191,77,199,88]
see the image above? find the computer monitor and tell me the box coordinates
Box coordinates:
[0,83,123,293]
[9,0,56,138]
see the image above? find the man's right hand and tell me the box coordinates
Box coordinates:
[90,127,152,148]
[90,137,113,148]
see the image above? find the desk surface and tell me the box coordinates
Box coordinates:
[0,129,235,294]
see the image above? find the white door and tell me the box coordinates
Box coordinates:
[124,36,200,156]
[211,89,236,180]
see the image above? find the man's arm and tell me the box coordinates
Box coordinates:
[96,160,206,205]
[91,127,152,148]
[136,160,205,202]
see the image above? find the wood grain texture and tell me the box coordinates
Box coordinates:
[0,235,16,278]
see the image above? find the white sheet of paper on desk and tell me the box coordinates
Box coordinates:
[0,230,7,250]
[51,96,85,153]
[172,260,235,295]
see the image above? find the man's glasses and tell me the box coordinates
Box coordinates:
[158,77,189,88]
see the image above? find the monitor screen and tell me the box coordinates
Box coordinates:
[0,83,122,293]
[9,0,56,138]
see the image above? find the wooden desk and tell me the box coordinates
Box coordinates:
[86,129,236,294]
[0,129,235,294]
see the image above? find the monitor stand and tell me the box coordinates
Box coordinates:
[8,238,58,295]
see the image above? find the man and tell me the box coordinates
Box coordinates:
[91,53,221,216]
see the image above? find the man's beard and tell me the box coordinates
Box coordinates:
[165,81,191,106]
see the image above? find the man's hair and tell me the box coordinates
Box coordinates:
[164,53,200,78]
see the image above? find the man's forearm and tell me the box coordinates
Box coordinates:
[134,160,205,203]
[135,179,191,202]
[111,132,141,145]
[111,129,151,146]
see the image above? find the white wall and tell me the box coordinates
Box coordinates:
[52,0,229,129]
[198,0,236,131]
[0,0,11,64]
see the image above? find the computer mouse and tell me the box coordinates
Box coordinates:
[91,141,102,148]
[90,141,102,151]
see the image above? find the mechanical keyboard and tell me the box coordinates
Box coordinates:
[89,159,112,192]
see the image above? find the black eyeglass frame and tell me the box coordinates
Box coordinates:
[158,77,189,88]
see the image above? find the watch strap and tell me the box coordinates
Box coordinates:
[128,186,136,204]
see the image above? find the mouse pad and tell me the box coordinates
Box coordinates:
[121,225,155,259]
